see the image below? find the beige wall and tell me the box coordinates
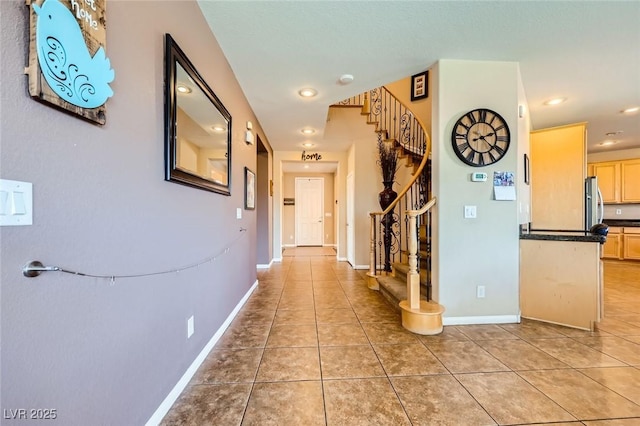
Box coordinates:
[432,59,524,322]
[348,136,382,267]
[588,148,640,163]
[282,172,336,246]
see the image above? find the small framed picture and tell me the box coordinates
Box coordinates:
[524,154,530,185]
[411,71,428,101]
[244,167,255,210]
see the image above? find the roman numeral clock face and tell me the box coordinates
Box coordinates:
[451,108,511,167]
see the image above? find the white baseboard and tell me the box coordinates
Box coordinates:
[322,244,337,248]
[256,259,274,269]
[337,257,348,262]
[443,314,520,326]
[353,265,370,270]
[145,280,259,426]
[272,257,282,263]
[282,244,296,248]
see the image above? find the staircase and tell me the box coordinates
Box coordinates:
[335,87,444,335]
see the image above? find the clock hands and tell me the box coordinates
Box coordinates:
[472,132,496,142]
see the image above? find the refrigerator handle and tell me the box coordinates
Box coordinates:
[597,187,604,224]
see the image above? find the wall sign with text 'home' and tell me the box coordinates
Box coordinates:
[26,0,115,125]
[301,151,323,161]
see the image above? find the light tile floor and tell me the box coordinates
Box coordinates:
[162,254,640,425]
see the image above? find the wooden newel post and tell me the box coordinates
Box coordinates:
[407,213,420,310]
[369,213,376,277]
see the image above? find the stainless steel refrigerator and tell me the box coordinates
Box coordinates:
[585,176,604,229]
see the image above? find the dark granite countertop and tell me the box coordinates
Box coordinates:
[602,219,640,227]
[520,230,606,243]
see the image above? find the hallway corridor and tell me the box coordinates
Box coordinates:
[162,252,640,425]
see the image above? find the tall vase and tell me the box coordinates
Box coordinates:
[378,181,397,211]
[379,181,397,272]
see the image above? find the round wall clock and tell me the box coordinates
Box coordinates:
[451,108,511,167]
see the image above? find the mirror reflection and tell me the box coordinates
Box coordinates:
[165,34,231,195]
[175,64,229,185]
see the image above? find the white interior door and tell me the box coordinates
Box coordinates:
[296,178,324,246]
[347,173,355,266]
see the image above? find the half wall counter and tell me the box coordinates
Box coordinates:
[519,229,605,331]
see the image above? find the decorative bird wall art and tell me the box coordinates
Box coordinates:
[32,0,114,109]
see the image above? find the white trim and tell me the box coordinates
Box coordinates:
[353,264,370,270]
[272,257,282,263]
[337,257,348,262]
[443,314,520,326]
[322,244,337,248]
[282,244,296,248]
[145,280,259,426]
[256,259,274,269]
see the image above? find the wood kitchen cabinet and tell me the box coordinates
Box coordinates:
[621,159,640,203]
[521,238,602,331]
[591,162,620,203]
[588,158,640,203]
[623,227,640,260]
[602,226,623,259]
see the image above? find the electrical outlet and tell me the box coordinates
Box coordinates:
[477,286,485,298]
[616,209,622,215]
[187,316,194,338]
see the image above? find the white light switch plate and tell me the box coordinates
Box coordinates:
[236,208,242,219]
[464,205,477,219]
[0,179,33,226]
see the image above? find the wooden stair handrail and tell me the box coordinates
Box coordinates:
[368,86,431,218]
[407,197,436,217]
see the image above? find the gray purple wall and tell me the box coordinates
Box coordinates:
[1,1,265,424]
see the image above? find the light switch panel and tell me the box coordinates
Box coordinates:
[0,179,32,226]
[464,205,477,219]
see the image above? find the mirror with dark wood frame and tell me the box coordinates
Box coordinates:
[164,34,231,195]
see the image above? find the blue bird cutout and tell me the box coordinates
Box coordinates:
[33,0,114,108]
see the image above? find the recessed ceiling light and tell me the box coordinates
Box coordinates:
[212,125,226,132]
[599,140,618,146]
[298,88,318,98]
[622,106,639,114]
[301,128,316,135]
[177,85,192,94]
[339,74,354,85]
[605,131,623,137]
[544,97,567,106]
[302,142,315,148]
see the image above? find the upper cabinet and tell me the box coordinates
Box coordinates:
[588,158,640,203]
[592,162,620,202]
[621,159,640,203]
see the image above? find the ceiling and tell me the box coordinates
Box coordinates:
[198,1,640,155]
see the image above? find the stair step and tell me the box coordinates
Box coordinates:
[376,275,428,312]
[392,263,428,286]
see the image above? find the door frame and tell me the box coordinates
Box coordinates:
[346,172,355,266]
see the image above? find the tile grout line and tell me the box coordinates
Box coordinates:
[239,259,290,425]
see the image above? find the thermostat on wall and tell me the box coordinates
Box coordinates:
[471,172,488,182]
